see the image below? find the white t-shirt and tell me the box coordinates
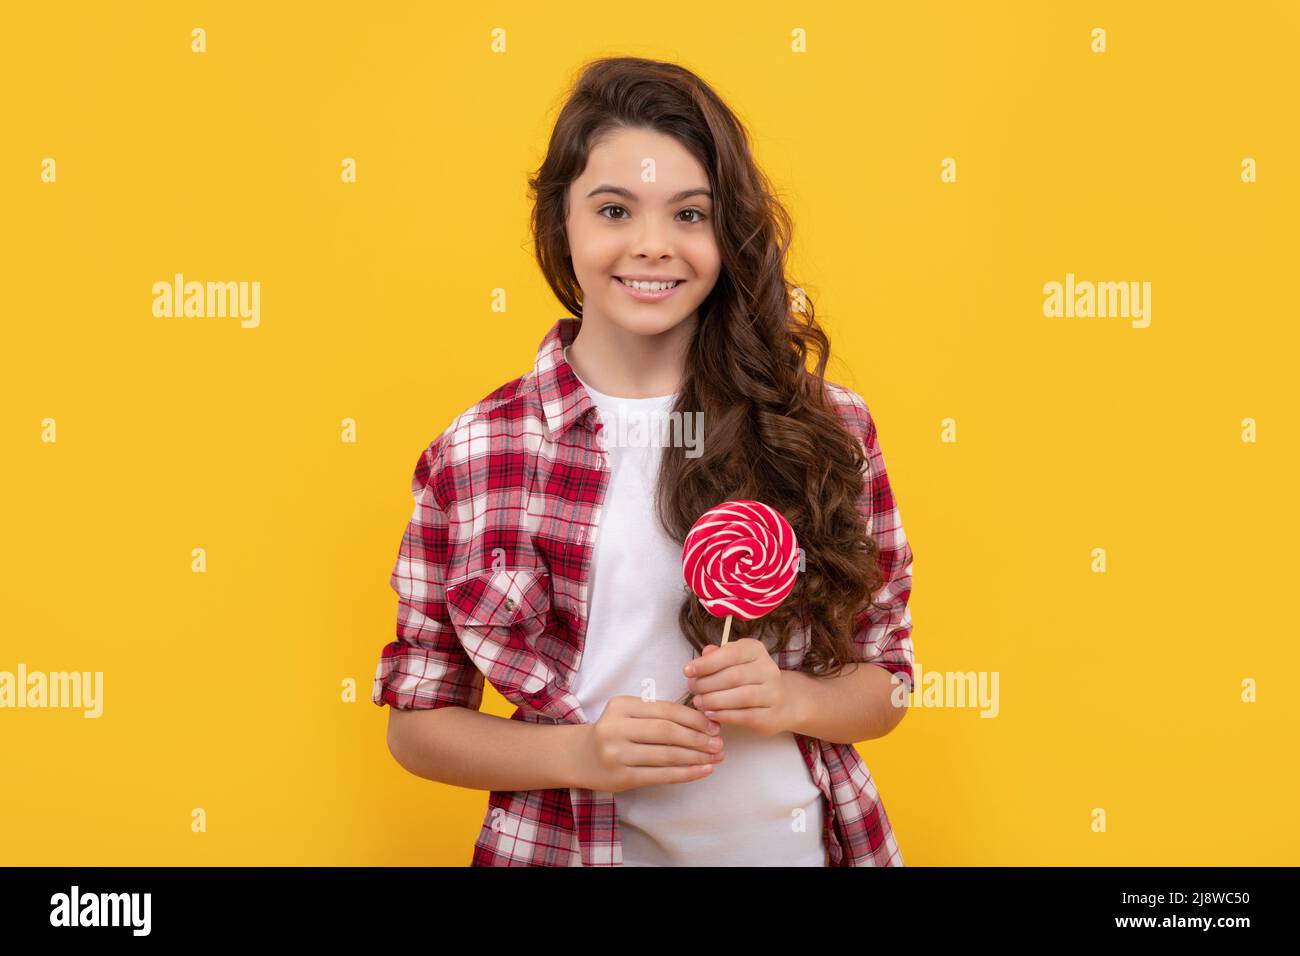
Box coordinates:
[564,348,826,866]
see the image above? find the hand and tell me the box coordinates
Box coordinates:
[573,695,725,793]
[683,639,795,737]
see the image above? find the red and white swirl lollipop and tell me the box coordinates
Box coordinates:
[682,499,800,645]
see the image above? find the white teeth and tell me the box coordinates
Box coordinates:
[620,278,681,291]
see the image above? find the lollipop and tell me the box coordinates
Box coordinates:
[682,499,800,646]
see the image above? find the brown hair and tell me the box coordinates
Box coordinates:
[527,56,888,700]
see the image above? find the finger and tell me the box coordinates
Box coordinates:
[628,697,719,735]
[684,641,746,678]
[700,708,764,727]
[661,699,722,735]
[633,763,718,787]
[624,742,726,768]
[624,716,723,754]
[687,661,766,696]
[693,684,766,712]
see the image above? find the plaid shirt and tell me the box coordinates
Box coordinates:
[373,316,915,866]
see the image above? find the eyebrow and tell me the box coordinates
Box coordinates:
[585,184,713,203]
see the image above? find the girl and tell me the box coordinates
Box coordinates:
[375,56,916,867]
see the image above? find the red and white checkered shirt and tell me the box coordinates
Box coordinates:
[373,316,915,866]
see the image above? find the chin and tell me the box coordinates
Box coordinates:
[605,304,697,337]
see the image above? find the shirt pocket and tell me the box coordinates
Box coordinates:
[445,566,551,632]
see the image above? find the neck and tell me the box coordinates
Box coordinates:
[565,312,695,398]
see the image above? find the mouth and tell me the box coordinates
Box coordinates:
[612,275,687,302]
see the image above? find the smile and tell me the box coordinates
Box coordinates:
[613,276,686,301]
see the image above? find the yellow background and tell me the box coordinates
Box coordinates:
[2,1,1296,865]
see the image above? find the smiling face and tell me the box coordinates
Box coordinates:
[565,125,722,337]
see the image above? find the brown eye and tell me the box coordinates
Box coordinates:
[598,204,629,220]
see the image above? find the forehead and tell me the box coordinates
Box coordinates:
[577,127,709,194]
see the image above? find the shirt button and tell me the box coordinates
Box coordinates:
[504,598,517,612]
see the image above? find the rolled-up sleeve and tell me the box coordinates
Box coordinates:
[371,437,485,711]
[850,399,915,693]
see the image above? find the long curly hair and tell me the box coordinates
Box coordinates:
[527,56,888,701]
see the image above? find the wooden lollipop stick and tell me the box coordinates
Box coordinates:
[720,613,734,646]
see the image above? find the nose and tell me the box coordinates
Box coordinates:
[631,215,675,260]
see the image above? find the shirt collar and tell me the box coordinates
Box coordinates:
[533,316,598,440]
